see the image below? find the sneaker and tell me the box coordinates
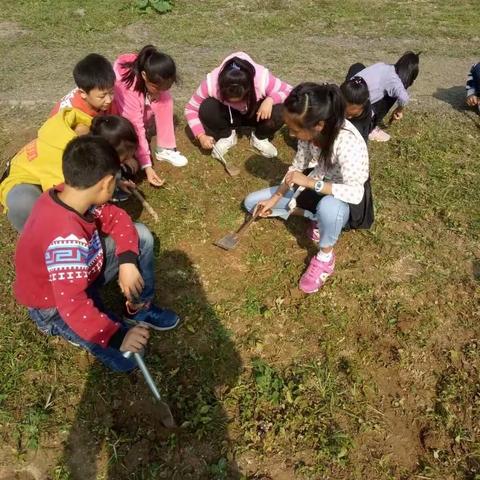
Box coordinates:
[111,187,131,203]
[155,148,188,167]
[250,132,277,157]
[299,253,336,294]
[126,302,180,331]
[212,130,237,159]
[307,221,320,242]
[368,127,391,142]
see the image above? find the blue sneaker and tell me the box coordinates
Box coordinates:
[126,302,180,331]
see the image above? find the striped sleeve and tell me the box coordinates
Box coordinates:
[185,79,210,137]
[264,72,292,104]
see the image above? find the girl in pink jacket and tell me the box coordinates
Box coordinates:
[185,52,291,160]
[114,45,187,187]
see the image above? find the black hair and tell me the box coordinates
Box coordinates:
[121,45,177,92]
[218,56,257,117]
[62,136,120,189]
[284,82,346,169]
[90,115,138,159]
[340,76,370,107]
[395,51,421,89]
[73,54,115,93]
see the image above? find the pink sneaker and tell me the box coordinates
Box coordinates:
[368,126,391,142]
[307,221,320,242]
[299,253,336,294]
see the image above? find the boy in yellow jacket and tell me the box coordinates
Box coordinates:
[0,108,92,231]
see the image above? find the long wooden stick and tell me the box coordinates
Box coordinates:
[131,188,159,223]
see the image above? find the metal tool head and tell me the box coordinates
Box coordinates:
[212,144,240,177]
[214,233,239,250]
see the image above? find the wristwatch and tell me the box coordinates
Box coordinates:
[314,180,324,193]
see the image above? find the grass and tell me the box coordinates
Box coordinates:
[0,0,480,479]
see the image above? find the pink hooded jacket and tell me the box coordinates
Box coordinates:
[184,52,292,137]
[114,53,175,169]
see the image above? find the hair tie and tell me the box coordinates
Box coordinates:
[231,62,241,70]
[351,76,363,86]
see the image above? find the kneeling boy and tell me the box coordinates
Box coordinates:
[14,136,179,371]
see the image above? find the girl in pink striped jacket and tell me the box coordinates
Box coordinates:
[114,45,187,187]
[185,52,292,160]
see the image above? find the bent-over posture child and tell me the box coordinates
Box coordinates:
[185,51,292,159]
[466,62,480,110]
[244,83,372,294]
[14,136,180,372]
[340,76,372,143]
[348,51,420,142]
[114,45,188,187]
[50,54,118,118]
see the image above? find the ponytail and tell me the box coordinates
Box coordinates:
[121,44,177,92]
[284,82,346,169]
[218,56,257,117]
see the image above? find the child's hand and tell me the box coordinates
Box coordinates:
[120,325,150,353]
[119,263,144,301]
[467,94,479,107]
[123,157,139,174]
[198,134,215,150]
[284,170,310,188]
[391,107,404,122]
[145,166,165,187]
[118,179,136,193]
[257,97,273,121]
[256,196,279,217]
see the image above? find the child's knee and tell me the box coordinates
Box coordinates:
[316,196,341,225]
[244,194,256,212]
[134,223,154,250]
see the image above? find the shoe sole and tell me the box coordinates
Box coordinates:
[251,146,277,158]
[156,158,188,167]
[124,316,181,331]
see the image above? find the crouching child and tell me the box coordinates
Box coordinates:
[14,136,179,371]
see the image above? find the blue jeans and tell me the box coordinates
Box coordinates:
[28,223,155,372]
[6,183,42,232]
[244,186,350,248]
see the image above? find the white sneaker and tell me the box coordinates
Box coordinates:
[155,148,188,167]
[250,132,277,157]
[212,130,237,159]
[368,127,391,142]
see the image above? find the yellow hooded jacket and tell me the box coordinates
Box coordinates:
[0,108,92,211]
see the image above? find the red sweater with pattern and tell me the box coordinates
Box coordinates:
[14,187,138,347]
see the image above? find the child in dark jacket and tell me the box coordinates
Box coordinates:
[14,136,180,372]
[466,63,480,111]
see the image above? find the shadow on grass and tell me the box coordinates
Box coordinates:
[433,85,470,111]
[60,249,242,480]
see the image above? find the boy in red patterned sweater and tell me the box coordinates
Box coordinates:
[14,136,179,371]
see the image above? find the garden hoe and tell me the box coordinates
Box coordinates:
[214,207,260,251]
[123,350,176,428]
